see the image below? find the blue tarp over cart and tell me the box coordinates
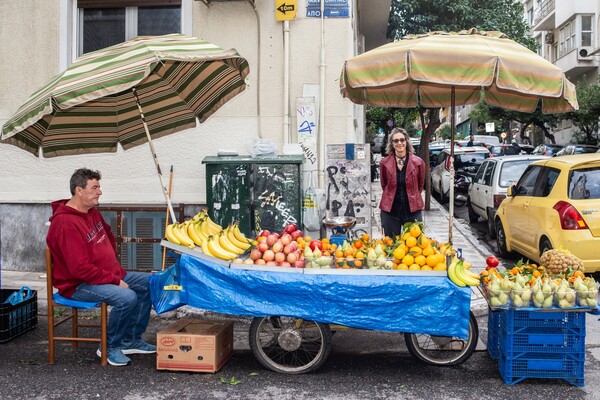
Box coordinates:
[150,253,472,338]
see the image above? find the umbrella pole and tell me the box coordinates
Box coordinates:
[448,87,456,246]
[132,88,178,223]
[162,165,174,271]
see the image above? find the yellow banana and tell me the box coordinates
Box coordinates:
[226,225,251,250]
[187,221,205,246]
[192,220,209,243]
[455,260,480,286]
[192,209,207,221]
[198,218,213,238]
[447,259,466,287]
[172,223,195,249]
[232,223,250,244]
[205,215,222,235]
[165,223,181,245]
[218,231,244,255]
[207,235,237,260]
[199,234,213,257]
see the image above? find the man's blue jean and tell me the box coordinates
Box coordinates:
[71,272,152,349]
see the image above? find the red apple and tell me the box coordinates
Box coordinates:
[263,249,275,262]
[283,223,298,234]
[258,230,270,237]
[258,242,269,253]
[293,259,305,268]
[266,234,279,247]
[291,230,304,240]
[280,233,292,245]
[486,255,500,269]
[243,258,254,265]
[272,240,284,253]
[283,243,295,255]
[255,259,266,265]
[280,261,291,267]
[309,240,323,252]
[287,252,298,264]
[250,248,263,261]
[274,251,286,263]
[266,261,277,266]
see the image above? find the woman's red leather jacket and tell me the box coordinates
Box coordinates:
[379,153,425,213]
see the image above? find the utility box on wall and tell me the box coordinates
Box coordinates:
[203,155,304,237]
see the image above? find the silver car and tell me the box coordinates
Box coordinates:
[467,155,547,238]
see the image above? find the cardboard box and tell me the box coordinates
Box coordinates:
[157,319,234,373]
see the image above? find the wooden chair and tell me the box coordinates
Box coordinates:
[45,248,108,366]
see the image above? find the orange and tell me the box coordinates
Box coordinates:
[402,254,415,266]
[421,265,433,271]
[409,224,422,237]
[355,250,365,259]
[433,263,447,271]
[361,233,370,242]
[409,246,422,256]
[422,245,434,256]
[405,236,417,248]
[353,240,363,250]
[335,249,344,258]
[408,263,421,270]
[397,263,409,270]
[344,247,355,257]
[426,254,438,267]
[401,232,411,241]
[393,246,406,260]
[414,255,427,266]
[418,235,430,249]
[354,259,363,268]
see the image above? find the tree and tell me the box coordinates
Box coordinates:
[567,79,600,145]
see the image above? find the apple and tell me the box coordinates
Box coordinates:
[258,230,271,237]
[272,240,284,253]
[266,234,279,247]
[287,252,298,264]
[291,230,304,240]
[250,248,262,260]
[257,242,269,253]
[243,258,254,265]
[280,233,292,246]
[274,251,286,263]
[280,261,291,267]
[289,241,299,251]
[232,258,244,264]
[266,261,277,266]
[263,249,275,262]
[283,243,295,255]
[293,259,305,268]
[486,255,500,269]
[309,240,323,252]
[255,259,266,265]
[283,223,298,234]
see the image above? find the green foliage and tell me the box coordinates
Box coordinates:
[388,0,536,51]
[566,79,600,145]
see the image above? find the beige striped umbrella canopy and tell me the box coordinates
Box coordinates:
[1,34,249,222]
[340,29,578,244]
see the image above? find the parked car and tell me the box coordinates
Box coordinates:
[488,144,522,157]
[371,133,385,154]
[494,153,600,273]
[517,144,535,154]
[532,143,564,156]
[467,155,548,238]
[555,144,599,156]
[431,146,490,203]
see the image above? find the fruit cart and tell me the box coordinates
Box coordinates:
[151,242,479,374]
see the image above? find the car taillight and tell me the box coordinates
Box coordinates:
[553,201,588,230]
[445,157,451,171]
[493,194,506,208]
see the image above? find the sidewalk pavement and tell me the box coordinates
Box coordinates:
[0,184,489,318]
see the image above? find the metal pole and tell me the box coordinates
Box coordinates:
[161,165,174,271]
[448,87,456,245]
[132,88,178,223]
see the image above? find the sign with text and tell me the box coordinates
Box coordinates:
[306,0,350,18]
[485,122,495,133]
[276,0,297,21]
[296,97,318,167]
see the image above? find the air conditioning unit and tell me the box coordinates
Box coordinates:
[545,32,554,44]
[578,46,593,60]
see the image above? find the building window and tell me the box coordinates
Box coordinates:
[581,15,593,47]
[559,20,575,57]
[78,2,181,56]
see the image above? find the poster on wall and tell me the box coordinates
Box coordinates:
[324,144,371,239]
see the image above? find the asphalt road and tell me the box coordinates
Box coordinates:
[2,311,599,400]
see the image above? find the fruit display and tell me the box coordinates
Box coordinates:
[479,254,599,310]
[447,257,481,287]
[163,210,252,261]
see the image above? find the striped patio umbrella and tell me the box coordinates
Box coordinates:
[340,28,578,244]
[1,33,249,222]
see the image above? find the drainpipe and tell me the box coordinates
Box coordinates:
[318,0,326,187]
[283,20,291,145]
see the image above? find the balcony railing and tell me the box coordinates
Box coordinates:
[533,0,555,25]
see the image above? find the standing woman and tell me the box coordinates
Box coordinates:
[379,128,426,238]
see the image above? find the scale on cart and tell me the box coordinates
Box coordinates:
[322,216,357,246]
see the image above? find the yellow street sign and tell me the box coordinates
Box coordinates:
[276,0,297,21]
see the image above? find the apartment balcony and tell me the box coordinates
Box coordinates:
[532,0,555,31]
[555,47,599,80]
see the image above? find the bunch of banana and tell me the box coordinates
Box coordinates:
[447,257,480,287]
[165,221,196,249]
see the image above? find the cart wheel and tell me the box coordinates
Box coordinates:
[249,316,332,374]
[404,311,478,366]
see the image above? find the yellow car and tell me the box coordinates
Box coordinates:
[494,153,600,273]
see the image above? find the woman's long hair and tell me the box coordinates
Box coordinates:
[385,127,415,156]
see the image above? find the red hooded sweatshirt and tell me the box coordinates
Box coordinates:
[46,200,126,298]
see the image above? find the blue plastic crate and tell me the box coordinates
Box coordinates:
[499,326,586,355]
[0,288,38,343]
[500,309,585,331]
[498,351,585,386]
[487,310,502,360]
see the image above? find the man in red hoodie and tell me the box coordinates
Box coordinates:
[46,168,155,366]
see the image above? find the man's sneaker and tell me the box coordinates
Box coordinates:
[121,340,157,355]
[96,348,131,367]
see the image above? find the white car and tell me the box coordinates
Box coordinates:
[431,146,490,203]
[467,155,547,238]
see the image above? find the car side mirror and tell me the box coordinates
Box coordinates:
[507,184,516,197]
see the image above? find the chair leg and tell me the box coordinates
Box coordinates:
[71,309,79,349]
[48,302,55,365]
[100,303,108,367]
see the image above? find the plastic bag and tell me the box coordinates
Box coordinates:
[247,138,277,158]
[3,286,33,305]
[148,260,185,314]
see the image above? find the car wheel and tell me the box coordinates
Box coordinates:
[539,237,552,258]
[467,199,478,223]
[496,220,510,258]
[486,209,496,239]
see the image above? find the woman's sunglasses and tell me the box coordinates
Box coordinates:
[392,138,406,144]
